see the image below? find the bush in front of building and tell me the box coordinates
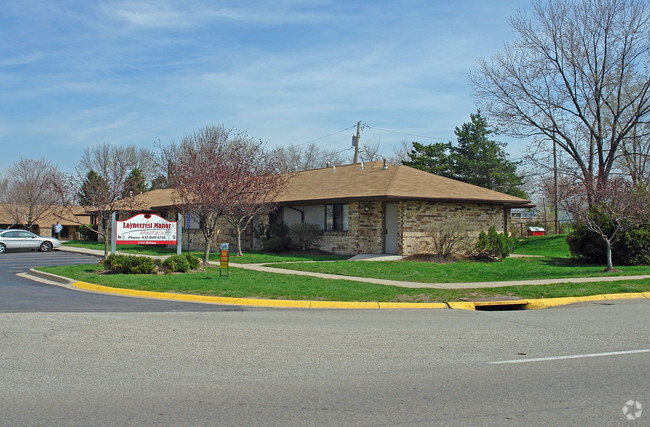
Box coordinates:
[567,220,650,266]
[163,255,191,273]
[288,223,321,251]
[103,254,156,274]
[430,214,472,259]
[473,226,514,260]
[185,253,201,270]
[79,224,99,241]
[254,223,290,252]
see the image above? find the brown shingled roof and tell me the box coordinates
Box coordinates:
[0,204,92,227]
[130,188,178,211]
[134,161,532,209]
[275,161,531,206]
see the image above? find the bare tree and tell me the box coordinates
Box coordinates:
[271,143,348,172]
[170,126,286,263]
[79,143,157,188]
[224,170,285,256]
[619,123,650,184]
[562,178,650,271]
[51,148,145,258]
[471,0,650,191]
[0,158,61,231]
[387,140,412,165]
[358,140,383,162]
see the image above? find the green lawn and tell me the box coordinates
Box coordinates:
[267,257,650,283]
[37,264,650,303]
[512,235,571,258]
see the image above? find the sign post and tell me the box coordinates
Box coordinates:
[219,243,229,278]
[176,213,182,255]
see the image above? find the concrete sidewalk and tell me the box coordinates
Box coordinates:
[58,245,650,290]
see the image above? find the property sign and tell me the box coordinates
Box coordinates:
[220,243,229,277]
[115,213,177,245]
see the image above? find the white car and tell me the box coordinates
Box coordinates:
[0,229,61,253]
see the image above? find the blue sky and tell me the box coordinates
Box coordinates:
[0,0,531,174]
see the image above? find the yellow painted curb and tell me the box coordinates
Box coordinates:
[235,298,311,308]
[447,301,475,310]
[169,294,240,305]
[378,302,447,309]
[68,280,649,311]
[575,295,607,302]
[310,301,380,309]
[525,292,649,309]
[525,297,580,309]
[603,292,646,300]
[72,281,175,300]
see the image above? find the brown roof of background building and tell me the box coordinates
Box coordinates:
[129,188,178,211]
[275,161,531,206]
[0,204,92,227]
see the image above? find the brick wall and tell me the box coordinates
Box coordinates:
[400,201,506,256]
[184,216,254,254]
[311,201,384,255]
[311,200,507,256]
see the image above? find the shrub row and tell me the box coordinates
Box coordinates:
[103,253,202,275]
[103,254,156,274]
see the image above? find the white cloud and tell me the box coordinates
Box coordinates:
[0,52,43,68]
[103,0,339,29]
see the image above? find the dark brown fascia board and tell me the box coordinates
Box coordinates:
[149,197,534,210]
[278,195,532,207]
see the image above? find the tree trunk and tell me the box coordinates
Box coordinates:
[236,224,243,256]
[97,217,109,259]
[203,239,211,265]
[605,240,614,272]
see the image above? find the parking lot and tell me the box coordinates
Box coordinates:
[0,250,244,313]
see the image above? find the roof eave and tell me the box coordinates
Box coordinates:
[277,195,532,207]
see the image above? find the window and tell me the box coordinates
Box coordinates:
[326,204,348,231]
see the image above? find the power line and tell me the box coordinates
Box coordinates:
[362,124,449,141]
[295,124,358,147]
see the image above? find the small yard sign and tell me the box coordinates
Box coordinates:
[220,243,229,278]
[116,214,177,245]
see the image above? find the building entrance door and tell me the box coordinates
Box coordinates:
[384,203,398,254]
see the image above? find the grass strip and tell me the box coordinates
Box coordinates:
[266,257,650,283]
[512,235,571,258]
[37,264,650,303]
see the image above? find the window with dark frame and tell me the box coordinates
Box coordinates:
[325,204,349,231]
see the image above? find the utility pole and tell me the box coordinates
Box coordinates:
[553,132,559,235]
[353,121,361,164]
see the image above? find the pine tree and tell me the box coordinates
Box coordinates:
[404,111,526,198]
[122,168,147,197]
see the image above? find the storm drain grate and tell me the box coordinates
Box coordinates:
[460,297,528,311]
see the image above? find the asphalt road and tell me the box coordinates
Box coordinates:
[0,251,648,425]
[0,250,243,312]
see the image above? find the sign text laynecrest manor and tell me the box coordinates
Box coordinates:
[115,213,177,245]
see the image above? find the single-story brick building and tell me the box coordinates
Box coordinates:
[130,160,531,256]
[272,160,531,256]
[0,204,92,239]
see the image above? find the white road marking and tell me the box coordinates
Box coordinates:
[489,349,650,364]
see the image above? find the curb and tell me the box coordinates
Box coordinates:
[26,269,650,310]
